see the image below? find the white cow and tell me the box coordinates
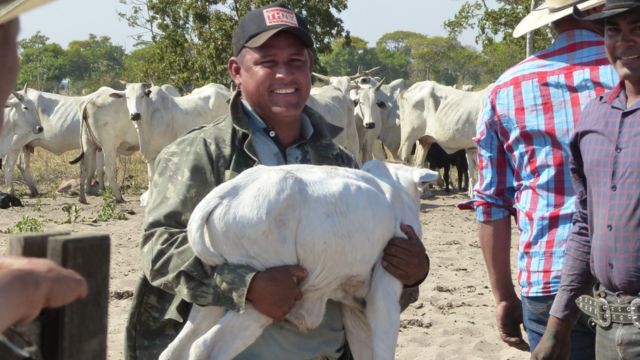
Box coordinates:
[1,92,43,195]
[398,81,490,198]
[354,80,386,162]
[160,84,181,97]
[307,85,360,161]
[353,78,407,162]
[17,88,107,196]
[159,160,438,360]
[72,87,139,203]
[123,83,230,205]
[375,79,407,160]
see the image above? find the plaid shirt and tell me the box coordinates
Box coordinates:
[474,29,618,297]
[551,83,640,319]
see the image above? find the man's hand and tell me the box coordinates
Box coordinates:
[246,265,307,321]
[382,224,429,286]
[531,316,573,359]
[0,256,88,331]
[496,298,529,351]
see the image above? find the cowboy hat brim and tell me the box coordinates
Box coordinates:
[0,0,56,25]
[573,2,640,21]
[513,0,605,38]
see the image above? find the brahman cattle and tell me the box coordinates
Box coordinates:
[398,81,490,197]
[122,83,230,205]
[1,92,43,195]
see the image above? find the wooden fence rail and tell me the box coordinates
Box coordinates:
[1,232,110,360]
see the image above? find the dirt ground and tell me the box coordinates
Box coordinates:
[0,188,528,360]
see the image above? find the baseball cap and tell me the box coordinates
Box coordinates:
[0,0,56,25]
[232,2,314,56]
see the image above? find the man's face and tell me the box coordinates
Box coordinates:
[605,10,640,84]
[0,18,20,127]
[228,32,312,126]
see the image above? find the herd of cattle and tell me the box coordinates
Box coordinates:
[1,68,490,205]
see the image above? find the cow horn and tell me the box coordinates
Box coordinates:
[12,91,24,102]
[312,72,331,82]
[22,83,27,92]
[365,66,382,75]
[349,66,364,80]
[374,78,385,91]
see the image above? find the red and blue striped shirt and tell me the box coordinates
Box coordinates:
[474,29,618,297]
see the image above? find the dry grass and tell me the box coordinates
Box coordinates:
[7,149,149,198]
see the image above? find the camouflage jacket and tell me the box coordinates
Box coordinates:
[125,91,361,359]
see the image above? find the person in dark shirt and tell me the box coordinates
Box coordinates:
[533,0,640,358]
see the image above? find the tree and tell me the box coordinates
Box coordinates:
[320,35,376,77]
[65,35,126,92]
[444,0,553,80]
[376,31,482,85]
[18,33,67,91]
[118,0,348,89]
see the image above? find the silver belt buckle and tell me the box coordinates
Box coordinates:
[630,298,640,328]
[595,297,612,327]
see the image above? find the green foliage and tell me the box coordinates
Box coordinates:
[18,32,67,91]
[118,0,348,89]
[65,34,126,93]
[445,0,553,82]
[93,191,127,223]
[17,33,126,94]
[61,204,82,224]
[9,215,48,233]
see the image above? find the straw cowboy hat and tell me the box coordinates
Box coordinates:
[573,0,640,21]
[513,0,605,37]
[0,0,56,25]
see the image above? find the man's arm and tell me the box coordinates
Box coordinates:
[479,217,529,351]
[0,256,87,332]
[474,91,526,350]
[141,130,307,318]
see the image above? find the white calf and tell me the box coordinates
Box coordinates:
[160,160,437,360]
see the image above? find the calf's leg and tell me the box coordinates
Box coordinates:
[190,305,272,360]
[342,304,373,360]
[366,262,402,360]
[159,305,225,360]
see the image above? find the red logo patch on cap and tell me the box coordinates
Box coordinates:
[263,7,298,27]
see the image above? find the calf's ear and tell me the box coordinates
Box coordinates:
[416,168,439,186]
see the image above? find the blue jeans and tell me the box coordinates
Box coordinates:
[522,295,595,360]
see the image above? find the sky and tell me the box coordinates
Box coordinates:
[19,0,498,52]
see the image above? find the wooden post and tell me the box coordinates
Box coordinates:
[3,232,110,360]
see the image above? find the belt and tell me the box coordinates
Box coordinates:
[577,294,640,328]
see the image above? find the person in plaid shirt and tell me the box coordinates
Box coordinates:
[473,0,619,357]
[533,0,640,358]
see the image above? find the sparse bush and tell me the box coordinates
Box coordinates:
[61,203,82,224]
[93,190,127,222]
[10,215,48,233]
